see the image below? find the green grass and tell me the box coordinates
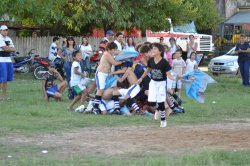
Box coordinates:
[1,143,250,166]
[1,73,250,165]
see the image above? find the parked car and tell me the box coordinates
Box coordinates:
[208,46,239,75]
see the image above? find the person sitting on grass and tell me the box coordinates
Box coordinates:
[42,62,67,102]
[67,50,89,112]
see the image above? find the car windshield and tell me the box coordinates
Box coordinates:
[226,47,237,56]
[173,21,197,33]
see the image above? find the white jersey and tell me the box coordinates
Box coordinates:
[114,40,122,51]
[172,58,186,76]
[79,44,92,60]
[48,42,58,61]
[70,61,82,87]
[0,34,14,63]
[185,59,197,74]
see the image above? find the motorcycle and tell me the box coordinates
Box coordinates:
[33,56,65,80]
[11,49,38,73]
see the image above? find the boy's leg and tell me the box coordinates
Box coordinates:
[67,95,81,110]
[93,71,108,114]
[58,81,67,94]
[79,89,88,105]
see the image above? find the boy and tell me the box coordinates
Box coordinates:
[137,43,175,127]
[172,49,186,97]
[92,42,124,114]
[42,62,67,102]
[67,50,88,111]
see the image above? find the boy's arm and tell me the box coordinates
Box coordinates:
[54,70,64,82]
[106,54,123,66]
[166,71,175,80]
[42,80,48,102]
[137,68,151,84]
[110,67,127,75]
[74,67,86,77]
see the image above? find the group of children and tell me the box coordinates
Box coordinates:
[42,39,199,128]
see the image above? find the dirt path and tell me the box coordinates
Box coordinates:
[2,122,250,156]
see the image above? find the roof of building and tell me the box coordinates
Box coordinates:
[224,11,250,25]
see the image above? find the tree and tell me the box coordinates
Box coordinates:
[0,0,220,35]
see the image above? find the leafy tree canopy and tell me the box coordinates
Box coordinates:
[0,0,220,35]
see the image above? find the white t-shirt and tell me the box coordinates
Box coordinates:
[124,45,135,51]
[114,40,122,51]
[79,44,92,60]
[0,34,14,63]
[169,44,177,56]
[185,59,197,74]
[48,42,58,61]
[172,58,186,76]
[70,61,82,87]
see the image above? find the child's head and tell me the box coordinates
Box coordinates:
[140,45,151,58]
[151,43,165,57]
[106,42,118,55]
[175,49,182,59]
[47,62,56,72]
[190,52,196,60]
[72,50,82,62]
[163,45,169,52]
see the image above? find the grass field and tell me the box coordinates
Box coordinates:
[1,73,250,165]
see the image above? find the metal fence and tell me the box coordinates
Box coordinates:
[11,36,146,57]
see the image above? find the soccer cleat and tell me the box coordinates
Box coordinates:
[160,120,167,128]
[92,108,101,115]
[75,105,85,113]
[154,110,160,120]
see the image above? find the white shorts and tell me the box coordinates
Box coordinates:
[166,78,173,91]
[99,100,114,112]
[95,71,108,90]
[172,79,182,89]
[118,84,140,99]
[148,80,166,103]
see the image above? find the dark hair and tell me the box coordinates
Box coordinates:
[169,37,176,42]
[175,49,182,54]
[135,44,142,52]
[116,32,123,38]
[144,41,151,46]
[106,42,118,50]
[140,45,151,54]
[53,36,59,42]
[189,34,194,38]
[81,36,89,46]
[152,42,165,57]
[127,37,135,47]
[240,34,246,38]
[72,49,81,58]
[190,52,196,57]
[66,36,76,48]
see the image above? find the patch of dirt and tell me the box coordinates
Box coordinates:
[2,122,250,156]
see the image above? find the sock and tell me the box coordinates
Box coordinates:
[132,103,140,113]
[172,93,182,105]
[160,110,166,121]
[93,95,101,109]
[169,95,175,109]
[112,95,120,111]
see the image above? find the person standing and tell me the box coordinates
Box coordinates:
[235,34,250,86]
[137,43,175,127]
[114,32,125,51]
[99,30,115,52]
[124,37,136,51]
[48,36,60,62]
[169,37,177,57]
[0,25,16,100]
[186,34,198,59]
[92,42,123,114]
[79,36,92,74]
